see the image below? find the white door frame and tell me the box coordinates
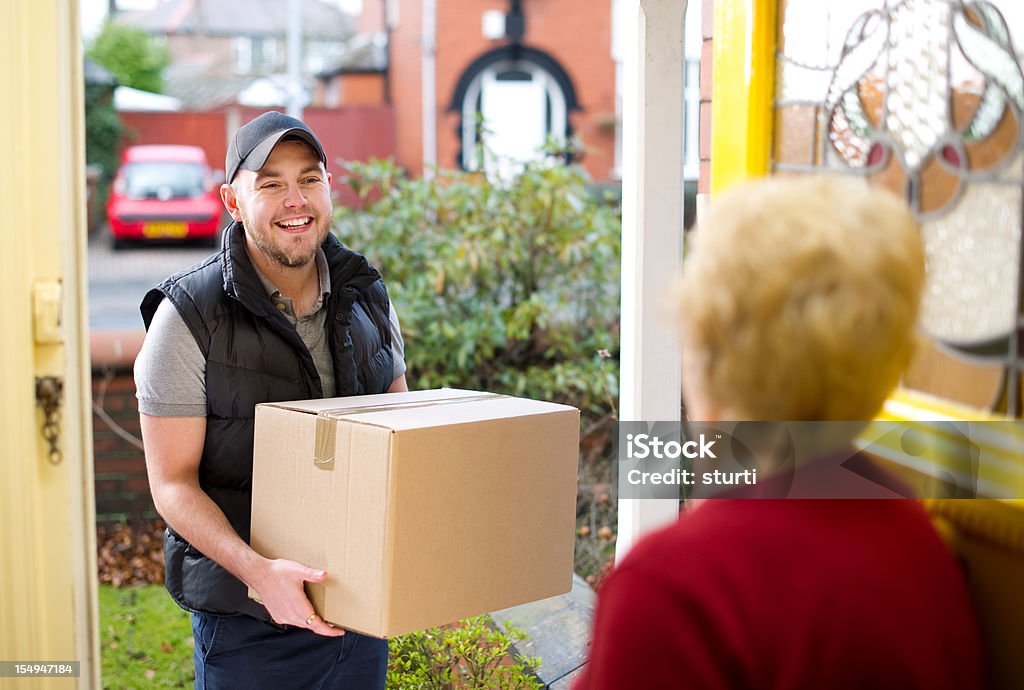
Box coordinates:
[616,0,687,561]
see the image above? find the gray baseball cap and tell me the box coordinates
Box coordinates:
[225,111,327,183]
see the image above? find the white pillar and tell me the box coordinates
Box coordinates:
[616,0,686,562]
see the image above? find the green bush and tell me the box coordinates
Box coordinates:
[388,617,542,689]
[334,157,621,424]
[87,21,169,93]
[85,83,123,190]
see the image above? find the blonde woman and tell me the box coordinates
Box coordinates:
[575,177,984,690]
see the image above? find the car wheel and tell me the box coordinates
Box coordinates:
[112,237,129,250]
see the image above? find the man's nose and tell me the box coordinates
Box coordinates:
[284,184,307,207]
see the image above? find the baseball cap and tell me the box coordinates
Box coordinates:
[225,111,327,183]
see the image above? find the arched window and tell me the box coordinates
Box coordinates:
[449,46,580,177]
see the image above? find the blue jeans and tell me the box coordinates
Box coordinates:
[191,612,388,690]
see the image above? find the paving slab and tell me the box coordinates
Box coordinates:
[490,574,595,688]
[88,229,216,331]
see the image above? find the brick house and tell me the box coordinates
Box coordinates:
[120,0,356,110]
[317,0,621,182]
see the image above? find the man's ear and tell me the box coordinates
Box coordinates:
[220,183,243,222]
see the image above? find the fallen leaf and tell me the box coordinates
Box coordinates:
[97,519,168,587]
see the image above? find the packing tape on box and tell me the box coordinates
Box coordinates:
[314,415,338,469]
[312,393,506,468]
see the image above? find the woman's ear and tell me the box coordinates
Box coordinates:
[681,342,719,422]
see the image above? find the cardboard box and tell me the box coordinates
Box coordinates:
[249,388,580,638]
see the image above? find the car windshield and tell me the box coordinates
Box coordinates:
[123,161,206,200]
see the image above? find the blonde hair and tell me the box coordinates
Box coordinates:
[676,176,925,421]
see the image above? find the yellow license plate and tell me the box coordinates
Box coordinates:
[143,221,188,238]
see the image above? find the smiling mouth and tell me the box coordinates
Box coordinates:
[275,216,313,233]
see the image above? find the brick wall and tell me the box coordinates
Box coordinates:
[699,0,714,194]
[92,366,154,525]
[388,0,425,176]
[120,106,397,208]
[435,0,616,181]
[369,0,616,180]
[340,73,388,106]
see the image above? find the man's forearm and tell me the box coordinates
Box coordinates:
[154,480,268,590]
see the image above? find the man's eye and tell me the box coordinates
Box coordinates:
[303,177,322,184]
[261,182,282,189]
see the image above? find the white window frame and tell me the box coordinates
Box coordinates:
[460,60,568,173]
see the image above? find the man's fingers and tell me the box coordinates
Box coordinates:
[307,614,345,637]
[255,559,332,627]
[312,620,346,637]
[303,567,327,583]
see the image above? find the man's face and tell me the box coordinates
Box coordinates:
[222,139,333,269]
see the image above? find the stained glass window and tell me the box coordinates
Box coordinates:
[774,0,1024,414]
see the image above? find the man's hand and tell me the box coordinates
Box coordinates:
[250,559,346,637]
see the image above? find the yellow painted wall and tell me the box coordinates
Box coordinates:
[710,0,776,193]
[0,1,98,687]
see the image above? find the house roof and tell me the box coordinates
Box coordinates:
[160,61,269,109]
[114,85,183,112]
[122,0,354,39]
[316,33,388,78]
[84,57,117,87]
[158,61,316,110]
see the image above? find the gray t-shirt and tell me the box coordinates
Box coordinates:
[135,249,406,417]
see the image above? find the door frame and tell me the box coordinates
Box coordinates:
[0,1,99,686]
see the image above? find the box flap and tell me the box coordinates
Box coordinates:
[311,391,509,465]
[258,388,482,415]
[351,396,576,432]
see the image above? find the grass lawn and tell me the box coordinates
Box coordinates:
[99,585,193,689]
[99,583,542,688]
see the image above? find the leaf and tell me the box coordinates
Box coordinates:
[97,519,169,586]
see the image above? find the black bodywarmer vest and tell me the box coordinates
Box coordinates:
[140,222,394,619]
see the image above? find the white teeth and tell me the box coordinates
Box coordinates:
[277,217,311,227]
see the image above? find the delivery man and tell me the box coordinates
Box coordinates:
[135,111,407,689]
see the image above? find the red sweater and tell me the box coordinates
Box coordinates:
[574,500,985,690]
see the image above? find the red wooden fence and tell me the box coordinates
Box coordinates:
[119,106,396,206]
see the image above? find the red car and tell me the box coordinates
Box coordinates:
[106,145,224,248]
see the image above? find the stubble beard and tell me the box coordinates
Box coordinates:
[241,209,330,269]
